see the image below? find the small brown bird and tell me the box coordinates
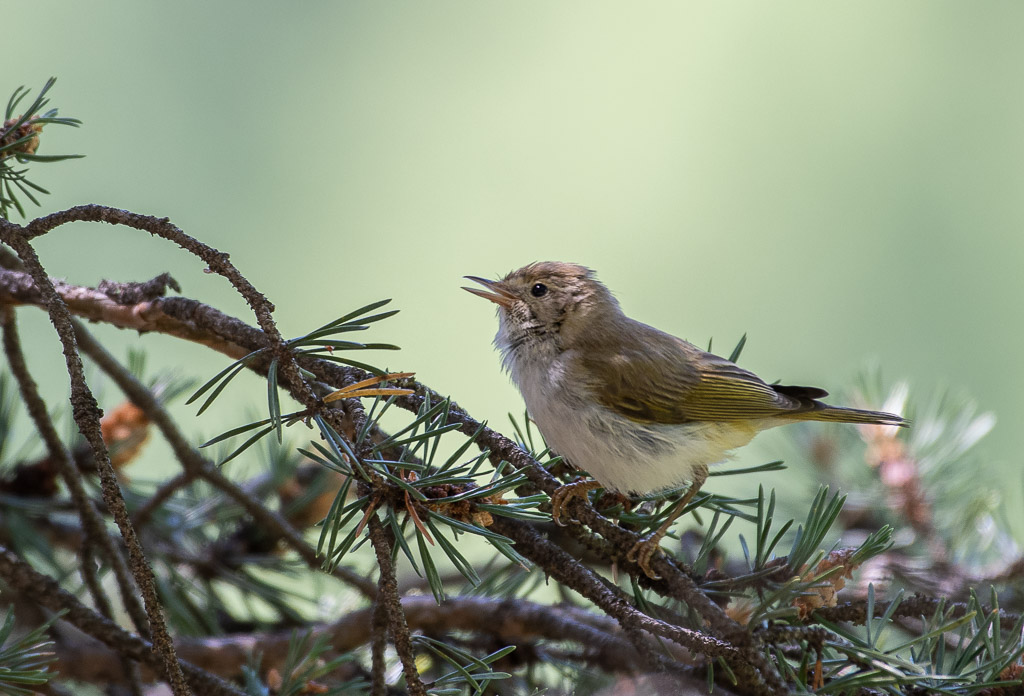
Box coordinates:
[465,262,906,578]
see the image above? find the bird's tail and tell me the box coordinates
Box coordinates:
[770,384,907,427]
[792,403,907,427]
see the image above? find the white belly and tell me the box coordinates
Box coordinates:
[510,350,765,495]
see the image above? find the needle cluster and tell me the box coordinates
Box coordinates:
[0,80,1020,696]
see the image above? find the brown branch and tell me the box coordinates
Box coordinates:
[0,544,244,696]
[0,222,192,695]
[21,206,277,338]
[70,318,379,600]
[96,272,180,304]
[370,583,389,696]
[0,304,151,637]
[489,516,741,661]
[813,595,1021,631]
[368,515,427,695]
[52,595,676,686]
[0,266,253,360]
[491,517,789,695]
[80,539,146,696]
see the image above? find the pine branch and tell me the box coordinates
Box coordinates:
[0,224,192,694]
[367,515,426,695]
[2,202,1019,695]
[68,319,379,600]
[0,304,151,636]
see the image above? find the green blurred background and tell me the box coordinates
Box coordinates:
[5,3,1023,524]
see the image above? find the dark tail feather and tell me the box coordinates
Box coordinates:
[772,384,907,427]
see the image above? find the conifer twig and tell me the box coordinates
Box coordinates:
[0,221,192,695]
[0,304,151,637]
[370,585,389,696]
[80,539,146,696]
[367,514,427,695]
[69,318,379,600]
[4,202,1015,694]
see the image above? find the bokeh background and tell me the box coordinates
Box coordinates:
[6,3,1023,528]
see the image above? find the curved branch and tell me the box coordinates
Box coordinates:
[0,266,253,360]
[0,304,151,636]
[0,219,192,694]
[69,319,379,600]
[54,595,680,685]
[0,544,243,696]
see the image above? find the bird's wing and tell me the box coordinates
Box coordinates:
[580,326,823,425]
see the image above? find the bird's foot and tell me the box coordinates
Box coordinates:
[549,479,602,526]
[625,530,668,579]
[626,466,708,579]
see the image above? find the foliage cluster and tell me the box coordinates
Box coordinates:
[0,80,1021,696]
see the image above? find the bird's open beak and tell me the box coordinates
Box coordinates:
[462,276,515,309]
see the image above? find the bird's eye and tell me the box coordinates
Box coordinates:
[530,283,548,298]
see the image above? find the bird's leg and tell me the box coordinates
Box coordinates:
[549,479,602,526]
[626,463,709,579]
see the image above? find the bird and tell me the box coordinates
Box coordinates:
[464,261,907,579]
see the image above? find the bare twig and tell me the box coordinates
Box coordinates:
[0,266,252,359]
[80,539,146,696]
[0,221,192,695]
[131,471,195,529]
[0,304,150,636]
[371,572,390,696]
[368,514,427,695]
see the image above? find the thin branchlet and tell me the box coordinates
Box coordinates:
[0,220,193,695]
[370,585,389,696]
[368,515,427,695]
[0,304,151,636]
[69,318,379,599]
[80,539,147,696]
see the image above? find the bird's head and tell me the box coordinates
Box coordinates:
[464,261,621,362]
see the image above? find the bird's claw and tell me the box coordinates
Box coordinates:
[626,533,664,579]
[549,479,601,526]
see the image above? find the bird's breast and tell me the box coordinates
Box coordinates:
[508,351,763,495]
